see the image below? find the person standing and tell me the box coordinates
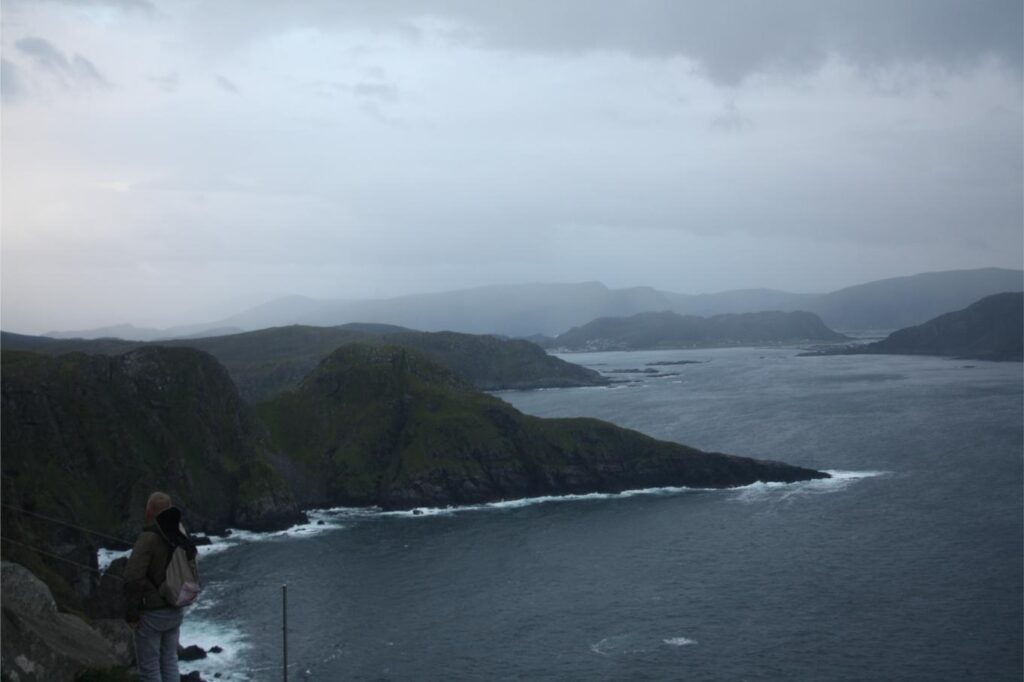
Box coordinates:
[123,491,197,682]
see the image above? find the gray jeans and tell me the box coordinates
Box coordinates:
[134,607,184,682]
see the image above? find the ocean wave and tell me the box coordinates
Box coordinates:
[663,637,697,646]
[592,633,693,656]
[99,471,883,572]
[590,634,644,656]
[179,614,252,682]
[96,509,351,573]
[729,469,888,504]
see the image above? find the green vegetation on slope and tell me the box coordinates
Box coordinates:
[257,344,828,509]
[1,325,607,402]
[1,347,301,612]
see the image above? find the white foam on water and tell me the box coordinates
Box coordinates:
[103,472,879,571]
[188,597,218,613]
[370,486,706,519]
[316,472,884,521]
[663,637,697,646]
[178,613,252,681]
[730,469,889,504]
[589,633,650,656]
[191,509,354,557]
[97,547,130,572]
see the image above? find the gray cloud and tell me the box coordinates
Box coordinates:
[1,0,1020,333]
[148,72,179,92]
[709,101,750,132]
[187,1,1022,85]
[1,59,26,104]
[216,75,240,94]
[14,36,110,89]
[350,81,399,102]
[39,0,154,9]
[447,0,1024,84]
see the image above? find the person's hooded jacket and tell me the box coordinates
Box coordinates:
[123,506,198,622]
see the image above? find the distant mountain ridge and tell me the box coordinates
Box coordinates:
[28,268,1022,340]
[549,310,847,351]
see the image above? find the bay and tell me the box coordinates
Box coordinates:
[182,348,1023,681]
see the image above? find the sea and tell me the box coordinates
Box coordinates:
[167,347,1021,681]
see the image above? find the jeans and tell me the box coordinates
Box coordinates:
[134,607,184,682]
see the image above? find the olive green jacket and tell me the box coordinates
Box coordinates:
[123,525,174,621]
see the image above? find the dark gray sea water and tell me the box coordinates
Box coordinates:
[178,348,1023,681]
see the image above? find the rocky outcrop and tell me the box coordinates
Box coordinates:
[0,562,120,682]
[257,344,828,509]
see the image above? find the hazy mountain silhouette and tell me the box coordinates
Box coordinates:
[30,268,1024,340]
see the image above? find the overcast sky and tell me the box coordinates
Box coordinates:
[2,0,1021,333]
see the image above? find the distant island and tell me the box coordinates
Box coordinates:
[544,310,848,351]
[815,292,1022,362]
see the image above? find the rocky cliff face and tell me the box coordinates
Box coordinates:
[2,347,300,533]
[257,344,828,509]
[1,347,302,613]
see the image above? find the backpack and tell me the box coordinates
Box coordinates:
[158,522,202,607]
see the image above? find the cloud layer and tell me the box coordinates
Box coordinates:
[2,0,1021,332]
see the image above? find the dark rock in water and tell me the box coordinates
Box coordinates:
[1,561,120,681]
[180,672,205,681]
[317,520,325,525]
[209,646,223,654]
[413,509,424,516]
[178,644,207,661]
[607,368,659,374]
[646,360,702,366]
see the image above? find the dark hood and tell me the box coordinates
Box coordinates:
[155,506,182,540]
[153,506,196,559]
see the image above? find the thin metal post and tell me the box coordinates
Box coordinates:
[282,584,288,682]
